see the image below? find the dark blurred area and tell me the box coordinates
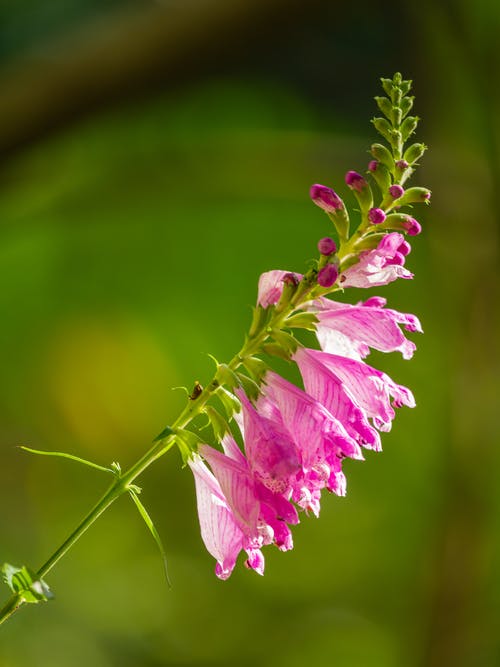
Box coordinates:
[0,1,498,666]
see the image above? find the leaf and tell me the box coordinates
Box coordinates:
[1,563,53,604]
[153,425,175,443]
[128,491,171,588]
[20,446,114,475]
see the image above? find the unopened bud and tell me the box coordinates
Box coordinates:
[374,96,393,119]
[397,187,431,206]
[403,143,427,164]
[310,184,343,213]
[372,117,392,143]
[369,162,392,193]
[383,213,422,236]
[368,160,379,172]
[400,96,414,118]
[317,264,339,288]
[282,272,300,286]
[368,208,386,225]
[401,116,419,141]
[395,159,409,169]
[345,171,368,192]
[389,184,405,199]
[404,218,422,236]
[317,237,337,256]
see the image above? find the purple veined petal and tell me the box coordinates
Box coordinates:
[236,389,301,494]
[300,349,415,432]
[315,300,421,360]
[340,233,414,288]
[199,444,261,535]
[255,479,299,526]
[261,371,363,465]
[294,348,382,451]
[257,270,302,308]
[188,455,244,580]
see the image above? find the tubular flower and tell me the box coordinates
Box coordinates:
[309,296,423,360]
[340,233,413,288]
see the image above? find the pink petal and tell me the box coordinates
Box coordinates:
[257,270,302,308]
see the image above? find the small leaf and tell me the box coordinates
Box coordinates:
[216,387,241,418]
[242,356,268,382]
[285,312,318,331]
[271,329,298,354]
[128,490,171,588]
[204,406,230,441]
[20,446,114,475]
[1,563,53,604]
[235,372,261,400]
[262,343,292,361]
[153,425,175,443]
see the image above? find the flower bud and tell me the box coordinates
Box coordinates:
[368,208,386,225]
[403,143,427,164]
[369,162,392,193]
[374,96,393,119]
[368,160,379,172]
[317,264,338,288]
[370,143,395,170]
[317,237,337,256]
[404,218,422,236]
[397,187,431,206]
[372,117,392,143]
[282,272,300,286]
[310,184,343,212]
[397,239,412,256]
[382,213,422,236]
[395,159,409,170]
[345,171,368,192]
[400,96,414,118]
[389,184,405,199]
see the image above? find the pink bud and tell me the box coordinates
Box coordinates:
[389,184,405,199]
[317,237,337,256]
[397,240,411,256]
[403,218,422,236]
[310,184,343,213]
[345,171,368,192]
[368,160,379,172]
[395,159,409,169]
[317,264,338,288]
[368,208,386,225]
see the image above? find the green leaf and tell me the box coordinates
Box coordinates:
[153,425,175,443]
[20,446,114,475]
[1,563,53,604]
[128,490,171,588]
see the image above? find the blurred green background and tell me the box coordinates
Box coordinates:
[0,1,498,665]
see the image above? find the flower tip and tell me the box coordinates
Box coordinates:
[389,184,405,199]
[317,237,337,256]
[317,264,339,288]
[345,170,368,192]
[368,207,386,225]
[368,160,379,172]
[404,218,422,236]
[310,184,343,213]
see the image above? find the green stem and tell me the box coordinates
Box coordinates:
[0,274,319,627]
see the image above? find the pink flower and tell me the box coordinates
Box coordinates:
[340,233,413,288]
[310,296,423,360]
[189,433,299,579]
[257,270,302,308]
[295,348,415,435]
[259,372,363,511]
[294,347,382,451]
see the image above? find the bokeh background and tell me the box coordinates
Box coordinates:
[0,1,498,665]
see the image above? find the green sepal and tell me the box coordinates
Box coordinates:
[351,181,374,215]
[242,356,268,383]
[175,429,202,465]
[285,312,318,331]
[369,162,392,194]
[400,96,414,118]
[248,305,269,337]
[370,143,395,171]
[153,425,175,443]
[372,117,393,144]
[271,329,298,355]
[374,96,393,119]
[400,116,419,142]
[380,78,393,97]
[397,187,431,206]
[1,563,53,604]
[203,405,230,441]
[216,386,241,417]
[352,232,386,252]
[215,363,240,391]
[326,206,350,242]
[262,343,292,361]
[235,372,261,400]
[404,142,427,164]
[381,212,414,232]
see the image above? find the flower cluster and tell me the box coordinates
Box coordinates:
[188,73,428,579]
